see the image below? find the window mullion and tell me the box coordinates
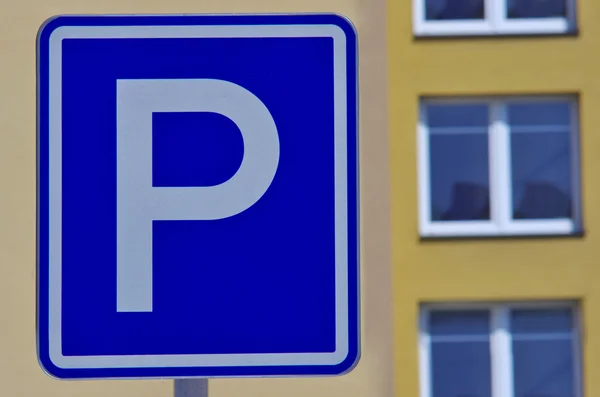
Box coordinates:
[418,310,432,397]
[572,306,584,397]
[569,100,582,230]
[413,0,426,35]
[418,104,433,234]
[490,306,514,397]
[488,0,505,30]
[489,102,512,232]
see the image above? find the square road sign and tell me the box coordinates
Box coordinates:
[37,13,359,380]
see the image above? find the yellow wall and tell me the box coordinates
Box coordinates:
[388,1,600,397]
[0,0,392,396]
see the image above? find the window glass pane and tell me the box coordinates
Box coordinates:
[425,0,485,20]
[507,0,567,19]
[511,308,573,334]
[430,310,490,336]
[508,102,571,126]
[430,133,490,221]
[511,132,572,220]
[431,341,492,397]
[513,340,575,397]
[427,104,490,222]
[427,104,489,128]
[509,102,573,220]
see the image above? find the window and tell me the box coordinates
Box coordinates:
[418,96,581,238]
[413,0,576,36]
[419,302,582,397]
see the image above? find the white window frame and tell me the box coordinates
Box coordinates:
[418,95,582,238]
[419,301,583,397]
[413,0,577,36]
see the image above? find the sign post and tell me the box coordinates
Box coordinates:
[36,13,359,385]
[175,379,208,397]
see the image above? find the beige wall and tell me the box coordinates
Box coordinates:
[0,0,391,396]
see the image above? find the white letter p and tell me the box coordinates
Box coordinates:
[116,79,280,312]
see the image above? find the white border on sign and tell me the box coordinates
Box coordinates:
[48,24,349,369]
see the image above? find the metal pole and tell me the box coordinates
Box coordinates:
[174,379,208,397]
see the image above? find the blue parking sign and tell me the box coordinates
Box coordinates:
[37,14,359,380]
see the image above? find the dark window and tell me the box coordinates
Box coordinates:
[429,310,492,397]
[427,104,490,222]
[511,309,576,397]
[508,102,573,220]
[425,0,485,21]
[507,0,567,19]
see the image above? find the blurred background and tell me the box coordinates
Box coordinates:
[392,1,599,397]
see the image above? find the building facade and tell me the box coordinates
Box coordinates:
[389,1,599,397]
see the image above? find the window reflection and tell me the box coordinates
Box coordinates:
[424,99,577,229]
[427,103,490,222]
[430,133,490,221]
[509,102,572,220]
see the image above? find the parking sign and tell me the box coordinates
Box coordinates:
[37,14,359,380]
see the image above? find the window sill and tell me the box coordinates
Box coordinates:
[413,28,579,40]
[419,219,584,240]
[419,229,584,242]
